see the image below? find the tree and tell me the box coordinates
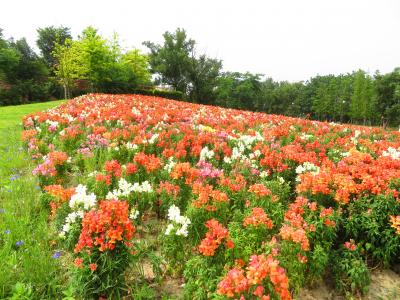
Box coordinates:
[375,68,400,127]
[187,54,222,104]
[121,49,151,86]
[215,72,262,109]
[0,29,20,82]
[350,70,376,124]
[144,28,222,103]
[53,39,87,99]
[77,26,114,91]
[144,28,195,93]
[36,26,72,69]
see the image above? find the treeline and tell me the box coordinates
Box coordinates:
[0,26,399,127]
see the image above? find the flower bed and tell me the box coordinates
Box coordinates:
[23,93,400,299]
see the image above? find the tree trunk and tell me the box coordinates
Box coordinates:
[63,83,67,100]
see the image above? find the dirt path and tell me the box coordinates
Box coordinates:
[297,269,400,300]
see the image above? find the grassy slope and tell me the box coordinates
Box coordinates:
[0,100,65,298]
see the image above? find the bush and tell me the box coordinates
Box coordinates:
[342,194,400,266]
[332,244,371,296]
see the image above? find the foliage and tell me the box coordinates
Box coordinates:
[36,26,72,69]
[332,245,371,296]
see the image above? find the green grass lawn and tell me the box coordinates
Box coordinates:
[0,100,65,130]
[0,100,67,298]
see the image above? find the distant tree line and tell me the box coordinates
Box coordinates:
[1,26,399,127]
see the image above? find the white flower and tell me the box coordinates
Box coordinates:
[295,162,320,175]
[118,178,134,196]
[165,224,174,235]
[300,133,313,141]
[165,205,191,237]
[129,208,140,220]
[131,107,141,115]
[59,210,84,238]
[176,223,189,237]
[69,185,97,210]
[126,142,138,151]
[382,147,400,160]
[164,157,176,173]
[107,179,153,197]
[223,156,232,164]
[167,205,181,222]
[106,191,119,200]
[141,181,153,193]
[341,152,350,157]
[148,133,159,144]
[200,146,214,161]
[277,176,285,184]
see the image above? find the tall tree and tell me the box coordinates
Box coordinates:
[78,26,114,91]
[215,72,262,109]
[0,29,20,82]
[144,28,195,93]
[375,68,400,127]
[53,39,87,99]
[187,54,222,104]
[121,49,151,86]
[350,70,376,124]
[36,26,72,69]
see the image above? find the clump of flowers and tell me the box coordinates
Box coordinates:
[191,182,228,211]
[382,147,400,160]
[344,240,357,251]
[69,184,97,210]
[32,157,57,177]
[170,162,199,184]
[243,207,273,229]
[58,184,97,239]
[165,205,191,237]
[134,152,162,173]
[74,199,135,253]
[104,159,122,178]
[72,199,136,298]
[197,160,223,179]
[105,178,153,199]
[44,185,75,217]
[217,254,291,299]
[248,184,272,197]
[198,219,233,256]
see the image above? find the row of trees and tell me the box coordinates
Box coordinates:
[144,28,400,127]
[1,26,399,127]
[0,26,152,104]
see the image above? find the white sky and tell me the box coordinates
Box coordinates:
[1,0,399,82]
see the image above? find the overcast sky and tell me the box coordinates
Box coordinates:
[1,0,399,82]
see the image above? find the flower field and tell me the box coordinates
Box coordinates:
[22,94,400,299]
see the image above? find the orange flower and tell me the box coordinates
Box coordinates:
[89,263,97,271]
[198,219,231,256]
[243,207,273,229]
[74,200,135,253]
[390,216,400,235]
[74,257,84,268]
[248,184,272,197]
